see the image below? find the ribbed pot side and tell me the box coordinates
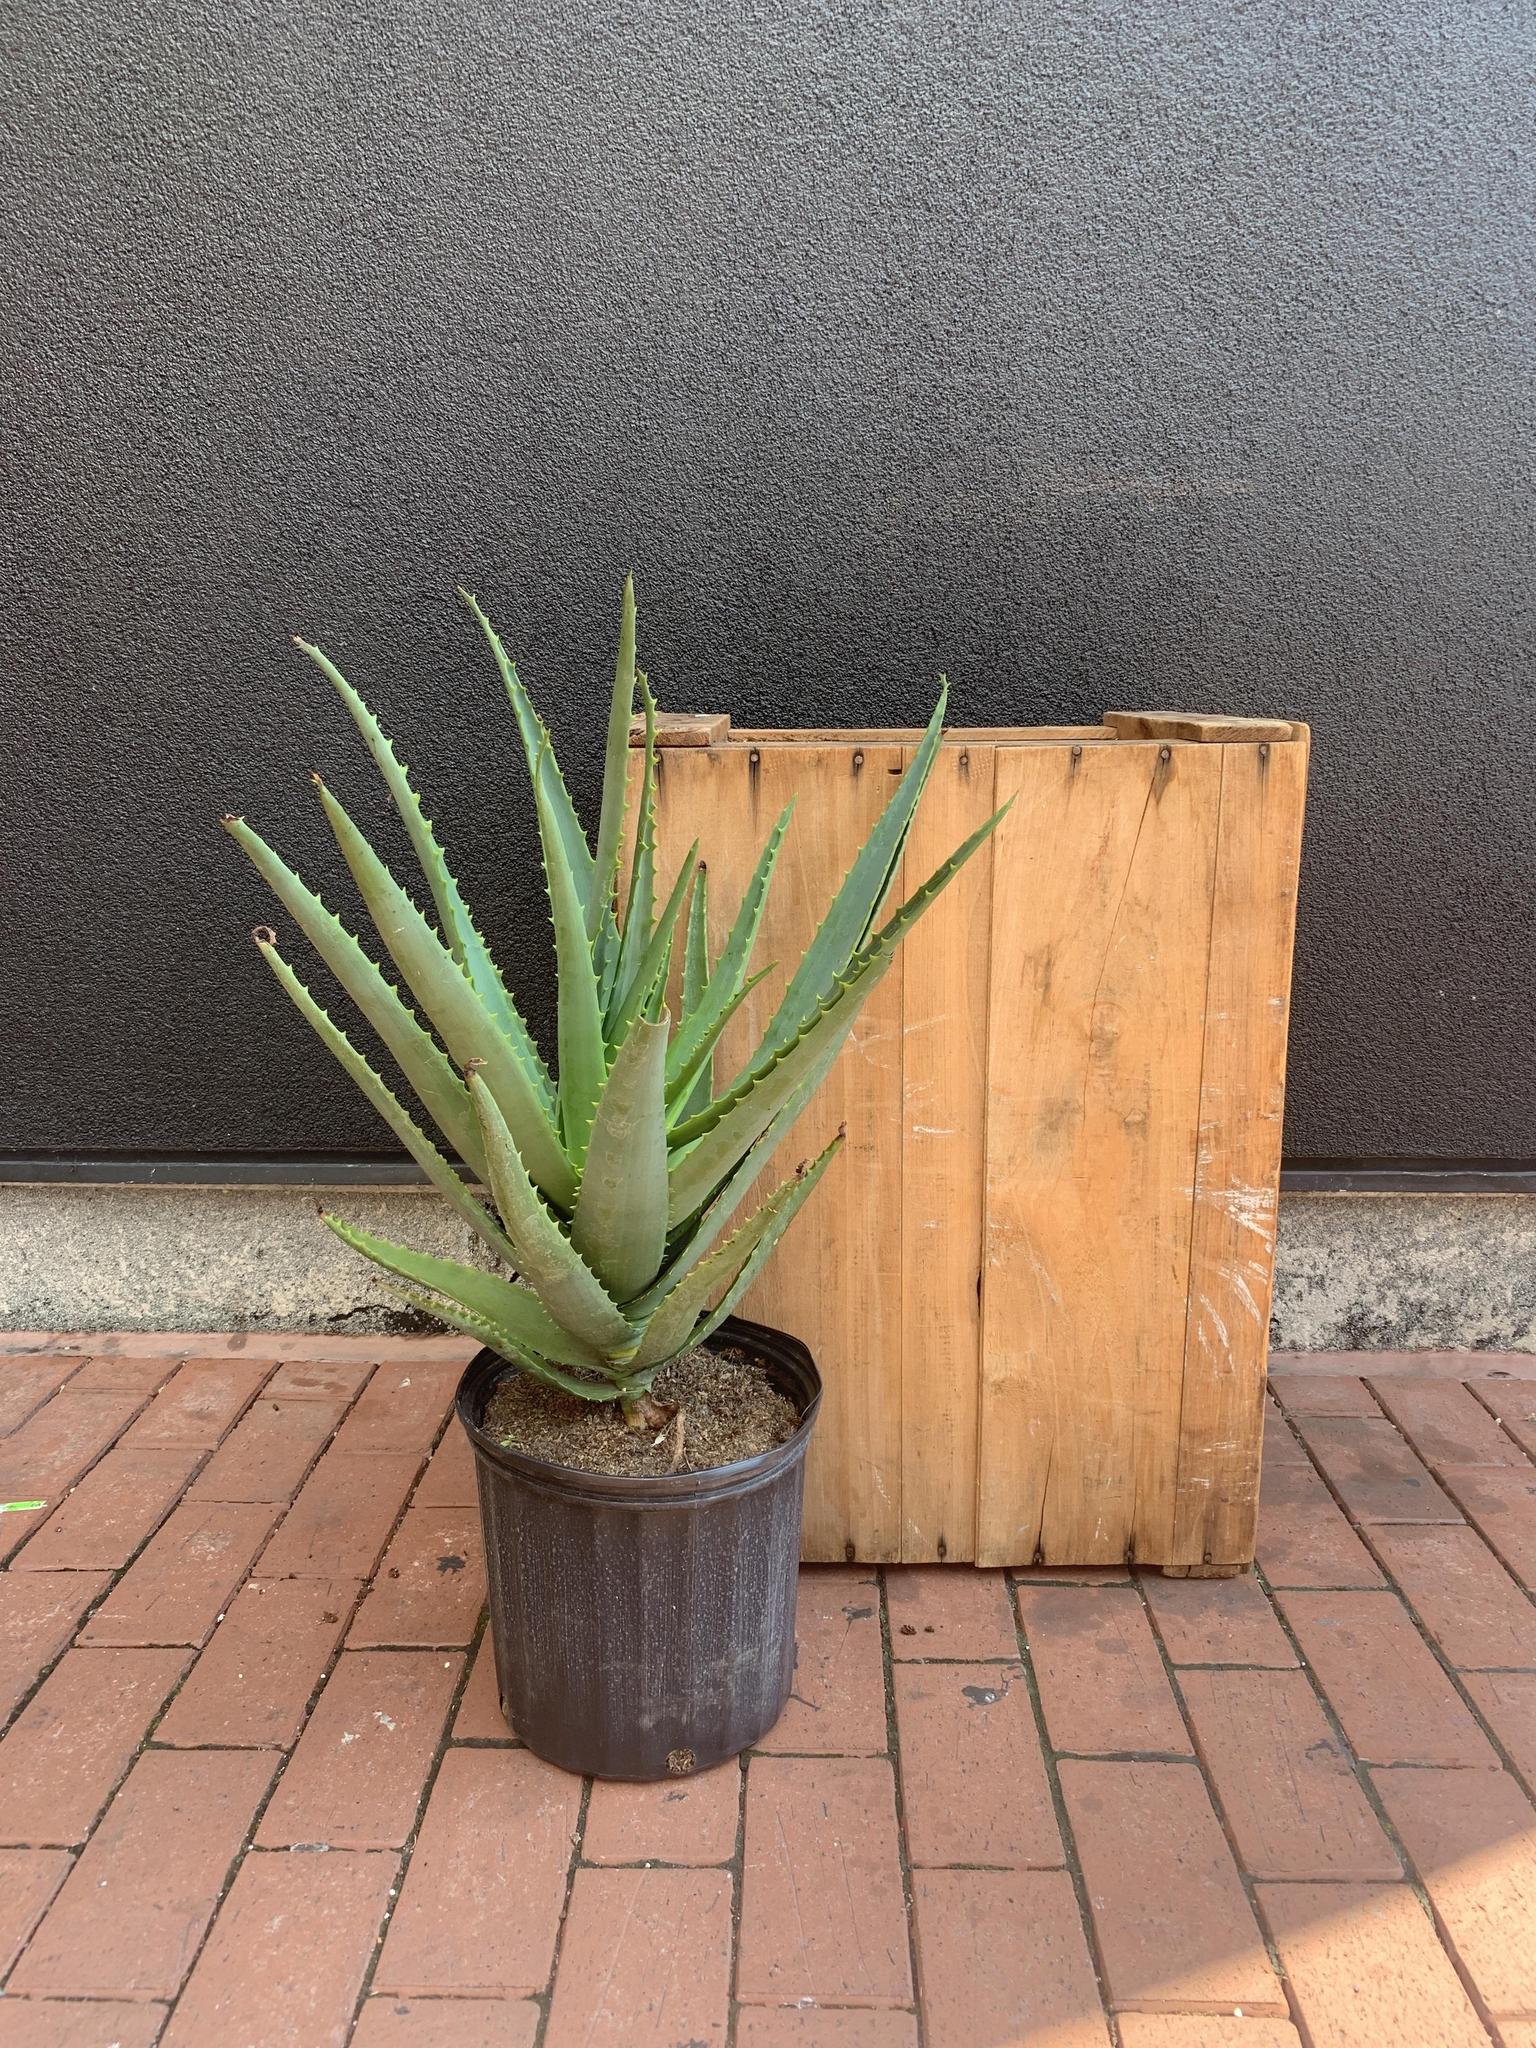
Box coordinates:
[456,1315,822,1781]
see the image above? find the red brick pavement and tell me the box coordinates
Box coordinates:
[2,1333,1536,2043]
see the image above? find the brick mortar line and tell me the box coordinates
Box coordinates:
[0,1351,93,1442]
[132,1360,389,1761]
[528,1770,594,2048]
[1131,1570,1314,2045]
[1263,1390,1526,2039]
[0,1353,188,1684]
[339,1627,484,2040]
[299,1382,480,2042]
[1268,1388,1536,1793]
[1403,1378,1536,1477]
[721,1745,751,2048]
[22,1360,425,2028]
[3,1352,368,1747]
[1249,1559,1504,2045]
[0,1356,309,1979]
[878,1566,929,2048]
[1004,1566,1124,2048]
[159,1366,466,1758]
[1285,1391,1498,1538]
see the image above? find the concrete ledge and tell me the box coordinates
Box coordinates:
[1270,1192,1536,1351]
[2,1183,1533,1351]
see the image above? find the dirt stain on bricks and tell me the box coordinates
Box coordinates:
[962,1681,1006,1707]
[435,1554,466,1573]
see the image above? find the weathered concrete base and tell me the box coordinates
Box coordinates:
[2,1184,1533,1351]
[1268,1192,1536,1352]
[0,1184,494,1340]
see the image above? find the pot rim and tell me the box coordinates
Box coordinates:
[454,1312,823,1507]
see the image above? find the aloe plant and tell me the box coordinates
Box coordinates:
[224,580,1008,1426]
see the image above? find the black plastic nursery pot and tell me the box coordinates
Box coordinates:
[455,1314,822,1781]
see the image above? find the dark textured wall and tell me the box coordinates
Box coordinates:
[4,1,1532,1164]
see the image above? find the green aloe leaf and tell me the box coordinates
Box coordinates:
[611,673,658,1023]
[631,1134,843,1369]
[320,1213,607,1369]
[604,848,698,1054]
[665,803,791,1094]
[591,574,637,947]
[665,966,773,1122]
[221,815,488,1181]
[665,798,1010,1227]
[629,1086,825,1317]
[314,778,574,1207]
[682,861,710,1013]
[297,637,554,1106]
[256,934,514,1263]
[570,1016,670,1300]
[678,865,713,1117]
[380,1283,627,1400]
[642,926,675,1022]
[527,737,609,1166]
[750,689,949,1070]
[459,587,598,917]
[468,1070,636,1357]
[693,1137,843,1343]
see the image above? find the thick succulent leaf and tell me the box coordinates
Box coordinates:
[459,587,597,916]
[682,861,710,1014]
[469,1071,636,1357]
[321,1212,607,1369]
[665,799,1010,1227]
[632,1135,843,1369]
[629,1086,825,1318]
[570,1017,670,1300]
[222,815,487,1181]
[604,848,697,1054]
[297,637,554,1106]
[596,900,622,1017]
[525,737,609,1166]
[642,925,675,1022]
[256,935,514,1263]
[693,1138,842,1343]
[751,688,949,1069]
[665,803,791,1093]
[591,574,637,945]
[611,673,657,1022]
[381,1284,627,1400]
[665,966,772,1123]
[315,779,574,1207]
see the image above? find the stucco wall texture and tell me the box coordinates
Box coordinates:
[4,2,1532,1164]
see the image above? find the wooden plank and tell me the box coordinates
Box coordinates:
[1168,738,1308,1570]
[897,741,997,1561]
[977,741,1223,1566]
[630,711,731,746]
[1103,712,1302,744]
[647,742,907,1560]
[728,726,1112,746]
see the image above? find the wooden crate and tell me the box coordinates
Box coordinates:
[635,709,1308,1571]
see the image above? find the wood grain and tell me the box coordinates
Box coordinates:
[636,721,1305,1568]
[649,742,907,1560]
[976,741,1222,1566]
[1167,737,1309,1570]
[1103,712,1301,744]
[897,741,997,1561]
